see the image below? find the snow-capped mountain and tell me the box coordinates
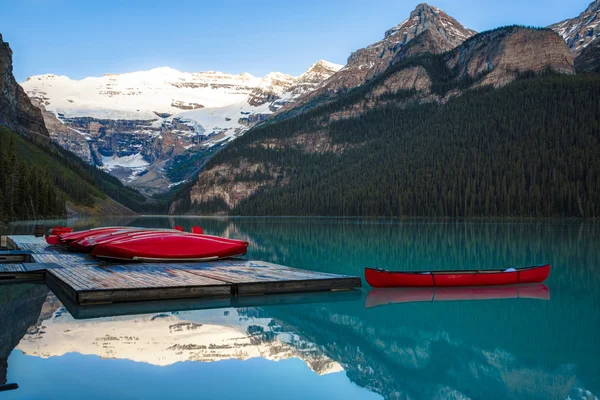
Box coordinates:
[20,61,342,194]
[550,0,600,57]
[17,306,343,375]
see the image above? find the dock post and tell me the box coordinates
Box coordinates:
[34,225,46,237]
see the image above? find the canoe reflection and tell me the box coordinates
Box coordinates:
[365,283,549,308]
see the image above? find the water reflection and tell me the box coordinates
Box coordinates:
[365,284,550,307]
[0,283,49,388]
[2,218,599,399]
[17,303,343,373]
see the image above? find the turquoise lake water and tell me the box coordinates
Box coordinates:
[0,217,598,399]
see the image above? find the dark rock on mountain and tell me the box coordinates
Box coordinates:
[170,100,204,110]
[238,113,270,127]
[0,34,48,138]
[549,0,600,58]
[575,38,600,72]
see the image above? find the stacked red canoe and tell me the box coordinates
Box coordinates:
[46,226,248,262]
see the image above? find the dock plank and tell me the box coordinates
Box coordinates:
[175,260,361,295]
[0,264,26,273]
[0,263,44,281]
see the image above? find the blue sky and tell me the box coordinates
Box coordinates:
[3,0,591,82]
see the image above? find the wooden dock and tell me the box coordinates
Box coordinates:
[0,235,361,305]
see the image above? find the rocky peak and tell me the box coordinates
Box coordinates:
[247,72,295,107]
[385,3,475,44]
[0,33,49,137]
[285,4,476,110]
[304,60,343,76]
[352,3,476,72]
[549,0,600,57]
[289,60,343,95]
[249,61,342,111]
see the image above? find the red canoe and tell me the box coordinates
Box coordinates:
[365,284,550,308]
[46,227,140,246]
[68,229,187,252]
[91,233,248,261]
[365,265,550,288]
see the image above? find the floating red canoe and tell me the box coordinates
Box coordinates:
[91,233,248,261]
[365,265,550,288]
[365,284,550,308]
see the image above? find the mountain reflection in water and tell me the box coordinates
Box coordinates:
[2,218,599,399]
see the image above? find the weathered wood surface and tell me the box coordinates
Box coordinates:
[0,264,26,272]
[0,263,44,281]
[178,260,362,295]
[0,249,32,263]
[7,235,362,304]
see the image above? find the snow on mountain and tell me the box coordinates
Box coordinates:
[550,0,600,57]
[20,62,342,194]
[17,306,344,375]
[23,67,262,120]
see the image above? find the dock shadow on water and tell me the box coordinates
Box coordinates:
[1,218,599,399]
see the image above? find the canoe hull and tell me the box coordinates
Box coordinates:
[365,265,550,288]
[91,234,248,262]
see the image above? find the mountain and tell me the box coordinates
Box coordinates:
[20,62,342,195]
[0,34,48,138]
[0,33,159,218]
[281,3,476,114]
[549,0,600,58]
[17,305,343,375]
[171,18,585,217]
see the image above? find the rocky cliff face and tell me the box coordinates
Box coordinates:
[550,0,600,58]
[29,97,93,163]
[445,27,574,88]
[21,62,340,194]
[330,26,574,116]
[0,34,48,138]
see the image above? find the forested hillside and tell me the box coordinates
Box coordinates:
[0,132,65,220]
[175,73,600,218]
[0,126,167,221]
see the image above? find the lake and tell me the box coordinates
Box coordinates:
[1,217,598,399]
